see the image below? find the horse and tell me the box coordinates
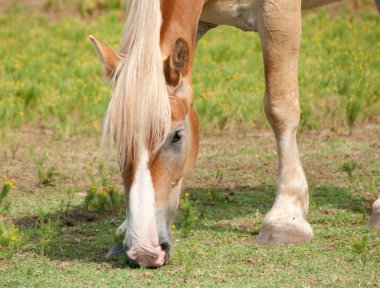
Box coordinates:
[89,0,380,268]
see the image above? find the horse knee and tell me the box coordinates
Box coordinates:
[264,92,300,134]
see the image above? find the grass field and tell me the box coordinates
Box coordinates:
[0,1,379,133]
[0,1,379,287]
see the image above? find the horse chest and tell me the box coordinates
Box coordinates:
[201,0,262,31]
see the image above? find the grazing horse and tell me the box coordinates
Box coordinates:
[90,0,380,267]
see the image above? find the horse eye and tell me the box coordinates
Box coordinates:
[171,130,184,144]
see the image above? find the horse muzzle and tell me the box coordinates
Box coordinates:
[125,244,167,268]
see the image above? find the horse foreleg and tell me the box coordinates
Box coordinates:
[367,198,380,229]
[255,0,313,244]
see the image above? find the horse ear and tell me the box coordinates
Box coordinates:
[164,38,190,88]
[89,35,121,79]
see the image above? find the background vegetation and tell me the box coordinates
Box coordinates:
[0,1,379,287]
[0,0,379,135]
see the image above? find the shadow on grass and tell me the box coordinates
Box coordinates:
[12,184,373,266]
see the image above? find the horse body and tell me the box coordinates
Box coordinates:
[91,0,380,268]
[200,0,343,32]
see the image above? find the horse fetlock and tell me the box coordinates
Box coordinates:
[256,208,313,245]
[276,179,309,217]
[264,96,300,131]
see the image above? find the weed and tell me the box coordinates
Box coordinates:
[176,246,197,284]
[0,177,23,259]
[4,137,21,160]
[37,166,59,186]
[36,213,60,257]
[217,115,228,130]
[0,219,24,259]
[83,162,123,214]
[0,176,15,215]
[346,99,361,135]
[59,188,75,218]
[207,189,225,203]
[215,167,224,184]
[207,168,228,202]
[34,156,59,186]
[176,192,199,237]
[300,102,313,132]
[341,161,357,181]
[351,235,370,268]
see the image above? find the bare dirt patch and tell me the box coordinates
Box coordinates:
[10,209,101,228]
[1,121,379,218]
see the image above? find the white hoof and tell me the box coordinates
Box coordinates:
[255,209,313,245]
[367,198,380,229]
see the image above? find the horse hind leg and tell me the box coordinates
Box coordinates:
[255,0,313,244]
[116,218,128,236]
[367,198,380,229]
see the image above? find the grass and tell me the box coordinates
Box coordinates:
[1,123,379,286]
[83,162,124,214]
[0,1,379,287]
[0,2,379,134]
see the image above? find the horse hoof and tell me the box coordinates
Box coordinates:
[367,212,380,229]
[105,243,124,259]
[255,218,313,245]
[367,198,380,229]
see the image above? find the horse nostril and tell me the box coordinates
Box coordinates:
[123,244,129,253]
[160,241,170,253]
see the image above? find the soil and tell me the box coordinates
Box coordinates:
[1,121,379,212]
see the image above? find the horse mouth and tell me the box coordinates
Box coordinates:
[126,245,166,268]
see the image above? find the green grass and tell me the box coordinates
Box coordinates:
[1,124,379,286]
[0,3,379,134]
[0,2,380,287]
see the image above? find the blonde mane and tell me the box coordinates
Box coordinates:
[102,0,171,170]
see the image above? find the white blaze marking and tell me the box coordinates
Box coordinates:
[128,149,159,248]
